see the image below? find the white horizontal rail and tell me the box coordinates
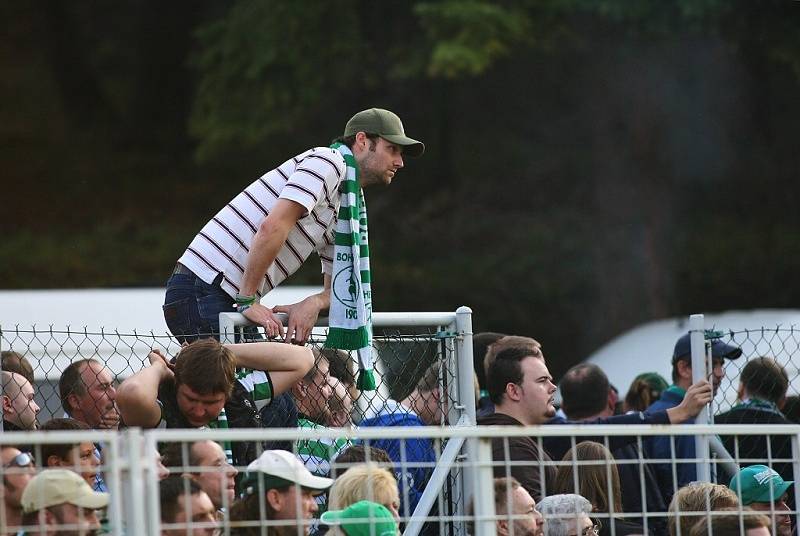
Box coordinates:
[219,311,457,329]
[4,423,797,445]
[144,423,800,441]
[0,430,120,444]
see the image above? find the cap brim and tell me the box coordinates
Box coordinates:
[320,510,344,525]
[297,473,334,491]
[381,134,425,157]
[753,480,793,503]
[674,341,743,362]
[717,343,742,360]
[72,490,110,510]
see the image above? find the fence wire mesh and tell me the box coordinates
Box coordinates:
[0,319,469,536]
[7,316,800,535]
[713,328,800,414]
[1,425,798,536]
[0,326,457,424]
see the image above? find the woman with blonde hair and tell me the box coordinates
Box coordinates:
[667,482,738,536]
[552,441,642,536]
[327,463,401,535]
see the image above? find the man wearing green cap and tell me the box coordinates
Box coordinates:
[729,465,794,536]
[321,501,398,536]
[163,107,423,428]
[164,107,424,345]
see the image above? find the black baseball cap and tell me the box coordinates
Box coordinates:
[672,332,742,364]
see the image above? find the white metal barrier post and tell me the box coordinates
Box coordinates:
[123,427,147,536]
[792,433,800,531]
[689,314,711,483]
[455,306,476,535]
[143,432,162,536]
[220,309,473,536]
[471,436,498,536]
[104,432,125,536]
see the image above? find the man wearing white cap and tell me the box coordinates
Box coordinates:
[19,469,109,535]
[229,449,333,535]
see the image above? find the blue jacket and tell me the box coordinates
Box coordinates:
[643,387,695,504]
[359,401,436,516]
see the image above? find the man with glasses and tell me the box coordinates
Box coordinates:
[1,447,35,534]
[536,494,598,536]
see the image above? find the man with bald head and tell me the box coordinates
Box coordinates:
[59,359,118,431]
[2,371,40,432]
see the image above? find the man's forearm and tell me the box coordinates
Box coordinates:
[309,286,331,312]
[666,405,692,424]
[121,365,169,399]
[116,364,170,425]
[226,342,312,372]
[239,225,290,296]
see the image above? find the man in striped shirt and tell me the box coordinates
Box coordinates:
[163,108,424,345]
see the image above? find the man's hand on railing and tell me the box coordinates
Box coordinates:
[273,294,324,345]
[666,379,713,423]
[241,303,286,339]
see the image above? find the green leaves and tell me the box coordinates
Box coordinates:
[414,1,531,78]
[189,1,362,161]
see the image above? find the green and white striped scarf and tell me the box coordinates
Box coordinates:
[325,142,376,390]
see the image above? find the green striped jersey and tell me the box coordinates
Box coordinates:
[296,417,350,512]
[235,368,274,411]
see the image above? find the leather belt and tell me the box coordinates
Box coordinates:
[172,263,194,276]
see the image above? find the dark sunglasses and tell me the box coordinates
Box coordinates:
[4,452,35,468]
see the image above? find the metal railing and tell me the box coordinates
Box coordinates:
[218,307,476,536]
[1,424,798,535]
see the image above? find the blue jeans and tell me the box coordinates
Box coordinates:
[163,271,235,343]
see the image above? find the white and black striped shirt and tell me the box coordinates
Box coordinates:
[178,147,345,298]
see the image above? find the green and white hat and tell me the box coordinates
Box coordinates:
[320,500,397,536]
[729,465,793,505]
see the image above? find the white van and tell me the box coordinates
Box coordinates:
[584,309,800,413]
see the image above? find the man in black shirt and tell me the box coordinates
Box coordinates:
[716,356,793,481]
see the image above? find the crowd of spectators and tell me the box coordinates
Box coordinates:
[0,325,798,535]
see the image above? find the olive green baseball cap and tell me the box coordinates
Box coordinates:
[343,108,425,157]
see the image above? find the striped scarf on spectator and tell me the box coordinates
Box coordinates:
[325,142,376,390]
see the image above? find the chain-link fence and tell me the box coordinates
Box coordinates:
[713,327,800,414]
[0,309,476,536]
[0,322,466,420]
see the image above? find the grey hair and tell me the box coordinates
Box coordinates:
[537,494,593,536]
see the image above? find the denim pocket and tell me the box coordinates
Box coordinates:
[162,297,199,340]
[196,287,236,329]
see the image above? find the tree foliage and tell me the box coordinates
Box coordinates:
[3,0,800,377]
